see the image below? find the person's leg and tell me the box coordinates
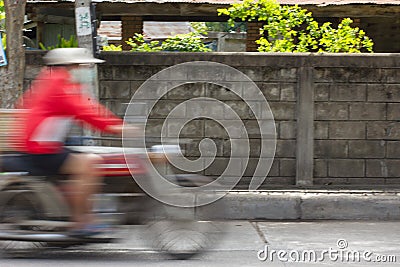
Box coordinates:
[59,153,104,228]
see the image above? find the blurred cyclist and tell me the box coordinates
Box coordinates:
[10,48,125,236]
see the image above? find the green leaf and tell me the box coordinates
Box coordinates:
[102,44,122,51]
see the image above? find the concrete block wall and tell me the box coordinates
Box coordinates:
[95,54,299,188]
[24,51,400,189]
[313,66,400,186]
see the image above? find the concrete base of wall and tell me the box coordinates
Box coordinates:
[195,190,400,220]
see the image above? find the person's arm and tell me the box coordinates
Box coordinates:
[57,87,123,133]
[54,75,143,138]
[104,124,123,135]
[104,124,142,138]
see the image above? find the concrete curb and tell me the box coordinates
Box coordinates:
[195,190,400,220]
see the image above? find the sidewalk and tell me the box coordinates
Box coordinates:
[196,189,400,220]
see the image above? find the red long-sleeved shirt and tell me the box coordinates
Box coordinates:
[12,67,122,154]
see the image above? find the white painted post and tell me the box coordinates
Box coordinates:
[75,0,100,145]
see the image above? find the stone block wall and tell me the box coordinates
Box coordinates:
[24,51,400,188]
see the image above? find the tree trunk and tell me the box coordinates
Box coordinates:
[0,0,27,108]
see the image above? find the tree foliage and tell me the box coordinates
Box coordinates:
[205,22,246,33]
[190,22,208,35]
[218,0,373,53]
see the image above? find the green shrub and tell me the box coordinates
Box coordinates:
[125,33,162,52]
[126,33,211,52]
[39,34,78,50]
[103,32,211,52]
[160,32,211,52]
[218,0,373,53]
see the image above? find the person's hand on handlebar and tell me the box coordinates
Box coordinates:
[105,124,142,137]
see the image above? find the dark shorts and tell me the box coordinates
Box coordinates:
[2,148,76,178]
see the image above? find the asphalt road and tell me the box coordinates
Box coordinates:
[1,221,400,267]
